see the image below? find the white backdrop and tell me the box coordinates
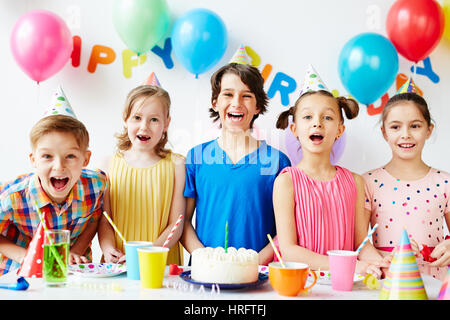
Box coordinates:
[1,1,449,260]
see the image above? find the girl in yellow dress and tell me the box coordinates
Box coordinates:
[98,83,185,265]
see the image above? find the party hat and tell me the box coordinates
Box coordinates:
[142,72,161,87]
[395,77,419,95]
[438,268,450,300]
[299,64,329,96]
[42,86,77,119]
[16,221,45,278]
[379,229,428,300]
[229,44,251,65]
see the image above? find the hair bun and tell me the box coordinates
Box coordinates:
[337,96,359,120]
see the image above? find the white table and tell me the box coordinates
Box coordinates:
[0,267,443,300]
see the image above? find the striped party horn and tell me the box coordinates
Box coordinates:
[355,223,379,254]
[102,211,126,244]
[163,214,184,248]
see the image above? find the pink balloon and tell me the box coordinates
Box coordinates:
[10,10,73,83]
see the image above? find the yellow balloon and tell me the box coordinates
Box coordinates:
[444,0,450,41]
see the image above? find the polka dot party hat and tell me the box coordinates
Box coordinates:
[438,267,450,300]
[43,85,77,119]
[229,44,251,65]
[395,77,420,95]
[379,229,428,300]
[142,72,161,87]
[16,221,45,278]
[299,64,329,96]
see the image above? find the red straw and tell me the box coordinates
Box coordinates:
[163,214,184,248]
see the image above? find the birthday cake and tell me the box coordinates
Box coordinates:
[190,247,259,284]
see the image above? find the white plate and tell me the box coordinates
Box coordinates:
[69,263,126,278]
[310,270,364,285]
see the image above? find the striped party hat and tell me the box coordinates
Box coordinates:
[379,229,428,300]
[43,86,77,119]
[438,268,450,300]
[299,64,329,96]
[395,77,419,95]
[142,72,161,87]
[229,44,251,65]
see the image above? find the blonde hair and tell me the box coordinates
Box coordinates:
[30,115,90,151]
[116,85,171,158]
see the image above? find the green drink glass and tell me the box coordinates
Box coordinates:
[43,229,70,287]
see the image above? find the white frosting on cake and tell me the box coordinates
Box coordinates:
[191,247,259,284]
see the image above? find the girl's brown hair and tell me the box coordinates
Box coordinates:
[381,92,432,128]
[209,63,268,128]
[116,85,171,158]
[30,115,90,151]
[276,90,359,129]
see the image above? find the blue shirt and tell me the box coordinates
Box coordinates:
[184,139,291,252]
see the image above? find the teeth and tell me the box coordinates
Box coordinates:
[399,144,414,148]
[228,113,243,117]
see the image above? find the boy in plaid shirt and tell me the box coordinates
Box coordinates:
[0,113,107,275]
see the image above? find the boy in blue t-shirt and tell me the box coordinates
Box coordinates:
[181,49,291,265]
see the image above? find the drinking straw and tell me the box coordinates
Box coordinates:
[102,211,126,244]
[224,221,229,253]
[34,202,66,272]
[267,234,285,268]
[355,223,379,254]
[162,214,184,248]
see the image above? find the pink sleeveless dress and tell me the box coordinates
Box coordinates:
[274,166,356,259]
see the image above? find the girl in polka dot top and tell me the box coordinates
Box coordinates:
[359,92,450,280]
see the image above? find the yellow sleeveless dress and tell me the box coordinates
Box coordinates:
[108,151,183,265]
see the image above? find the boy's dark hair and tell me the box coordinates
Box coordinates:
[209,63,268,128]
[381,92,432,127]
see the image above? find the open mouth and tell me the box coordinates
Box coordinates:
[309,134,324,143]
[50,177,69,191]
[137,135,151,142]
[398,143,415,149]
[227,112,244,122]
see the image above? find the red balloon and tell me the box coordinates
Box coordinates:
[386,0,445,62]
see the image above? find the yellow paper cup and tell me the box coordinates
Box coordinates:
[137,246,169,289]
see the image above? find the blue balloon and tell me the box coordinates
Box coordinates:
[172,8,228,77]
[338,33,398,105]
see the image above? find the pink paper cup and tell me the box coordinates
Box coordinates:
[327,250,358,291]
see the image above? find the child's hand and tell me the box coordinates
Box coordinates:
[409,237,421,257]
[103,247,125,264]
[429,239,450,268]
[356,259,389,279]
[69,252,89,265]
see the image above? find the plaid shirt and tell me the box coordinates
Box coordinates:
[0,169,107,275]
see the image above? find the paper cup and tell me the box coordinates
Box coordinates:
[124,241,153,280]
[268,262,317,296]
[137,246,169,289]
[327,250,358,291]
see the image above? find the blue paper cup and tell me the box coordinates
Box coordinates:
[124,241,153,280]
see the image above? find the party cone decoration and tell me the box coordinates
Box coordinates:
[299,64,329,96]
[395,77,420,95]
[142,72,161,87]
[379,229,428,300]
[43,85,77,119]
[229,44,251,65]
[16,221,45,278]
[437,268,450,300]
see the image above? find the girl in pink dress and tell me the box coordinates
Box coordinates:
[360,92,450,280]
[273,90,381,275]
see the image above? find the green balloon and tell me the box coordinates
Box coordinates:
[112,0,170,55]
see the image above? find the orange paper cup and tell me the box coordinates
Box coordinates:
[269,262,317,296]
